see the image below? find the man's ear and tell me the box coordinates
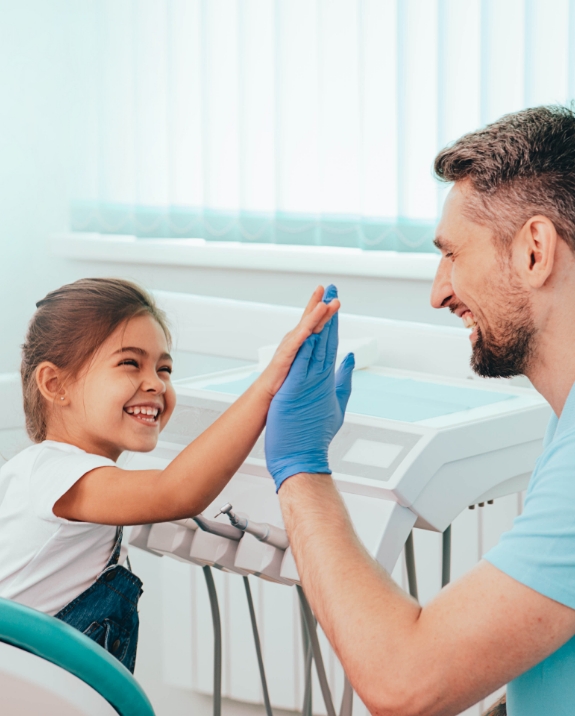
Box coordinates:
[517,215,557,288]
[36,362,68,405]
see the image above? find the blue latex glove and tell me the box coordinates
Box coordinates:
[265,285,355,491]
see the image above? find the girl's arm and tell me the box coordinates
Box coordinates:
[54,288,339,525]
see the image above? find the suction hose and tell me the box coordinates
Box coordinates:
[243,576,274,716]
[203,566,222,716]
[297,586,336,716]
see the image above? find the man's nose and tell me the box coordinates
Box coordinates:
[430,257,454,309]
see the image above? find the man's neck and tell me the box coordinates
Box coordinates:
[527,329,575,418]
[524,239,575,416]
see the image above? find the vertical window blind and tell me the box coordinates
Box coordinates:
[72,0,575,252]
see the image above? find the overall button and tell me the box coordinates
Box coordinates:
[104,570,116,582]
[111,639,121,653]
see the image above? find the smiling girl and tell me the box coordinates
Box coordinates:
[0,278,338,672]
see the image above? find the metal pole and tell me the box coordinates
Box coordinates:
[442,524,452,588]
[243,577,274,716]
[299,593,313,716]
[339,676,354,716]
[297,586,337,716]
[404,531,419,600]
[203,566,222,716]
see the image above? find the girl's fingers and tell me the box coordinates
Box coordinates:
[297,284,339,333]
[300,286,325,319]
[277,295,339,361]
[311,300,339,333]
[324,310,339,368]
[296,301,329,337]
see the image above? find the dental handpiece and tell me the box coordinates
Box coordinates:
[193,514,244,541]
[215,503,289,550]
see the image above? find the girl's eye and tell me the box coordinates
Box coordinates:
[159,365,172,375]
[119,359,139,368]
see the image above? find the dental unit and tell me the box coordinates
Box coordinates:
[115,290,549,716]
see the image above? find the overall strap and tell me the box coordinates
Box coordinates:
[105,526,124,569]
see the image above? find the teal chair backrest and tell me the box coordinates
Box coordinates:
[0,597,155,716]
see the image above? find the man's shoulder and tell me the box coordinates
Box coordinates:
[536,426,575,472]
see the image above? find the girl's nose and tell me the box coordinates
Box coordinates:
[142,371,167,394]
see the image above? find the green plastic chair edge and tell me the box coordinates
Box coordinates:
[0,597,155,716]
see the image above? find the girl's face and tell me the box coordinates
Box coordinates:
[48,314,176,460]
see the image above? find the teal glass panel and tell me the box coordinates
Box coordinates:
[202,371,516,422]
[346,371,515,421]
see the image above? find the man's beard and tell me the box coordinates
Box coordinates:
[470,284,536,379]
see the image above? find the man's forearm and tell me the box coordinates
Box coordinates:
[279,473,425,714]
[279,475,564,716]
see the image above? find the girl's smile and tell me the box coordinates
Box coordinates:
[42,314,176,461]
[124,403,162,424]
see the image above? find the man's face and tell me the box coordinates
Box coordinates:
[431,182,536,378]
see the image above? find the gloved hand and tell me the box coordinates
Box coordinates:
[265,285,355,491]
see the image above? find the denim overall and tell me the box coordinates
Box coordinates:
[54,528,143,673]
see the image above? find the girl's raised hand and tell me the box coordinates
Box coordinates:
[257,284,340,399]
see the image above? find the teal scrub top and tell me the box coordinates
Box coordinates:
[485,381,575,715]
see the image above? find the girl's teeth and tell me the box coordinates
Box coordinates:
[125,405,160,418]
[125,406,160,419]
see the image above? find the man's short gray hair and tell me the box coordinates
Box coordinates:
[434,105,575,251]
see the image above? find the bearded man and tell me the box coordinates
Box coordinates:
[265,105,575,716]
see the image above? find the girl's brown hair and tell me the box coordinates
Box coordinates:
[21,278,171,443]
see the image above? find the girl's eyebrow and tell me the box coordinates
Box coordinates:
[113,346,173,361]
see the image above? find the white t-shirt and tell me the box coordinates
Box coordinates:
[0,440,124,616]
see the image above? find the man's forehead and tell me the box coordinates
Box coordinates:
[434,183,477,251]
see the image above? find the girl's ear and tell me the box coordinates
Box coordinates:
[36,362,68,405]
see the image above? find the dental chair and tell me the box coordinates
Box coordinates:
[0,597,155,716]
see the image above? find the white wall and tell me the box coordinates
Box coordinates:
[0,4,473,715]
[0,0,95,370]
[0,0,460,376]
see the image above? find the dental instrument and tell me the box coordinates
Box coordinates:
[215,503,289,550]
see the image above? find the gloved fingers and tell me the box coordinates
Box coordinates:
[312,298,339,334]
[295,284,338,336]
[286,334,317,384]
[310,285,338,370]
[335,352,355,412]
[297,297,339,339]
[309,283,339,336]
[322,284,338,304]
[324,310,339,370]
[313,315,332,368]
